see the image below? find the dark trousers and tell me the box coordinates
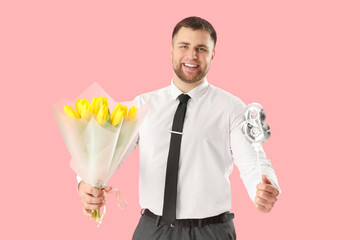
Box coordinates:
[132,211,236,240]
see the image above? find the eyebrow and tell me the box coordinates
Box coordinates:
[177,42,209,49]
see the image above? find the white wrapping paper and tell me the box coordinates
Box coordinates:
[52,82,149,188]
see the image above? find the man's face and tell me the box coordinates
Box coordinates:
[171,27,215,84]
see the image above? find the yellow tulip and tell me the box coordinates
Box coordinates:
[90,97,101,115]
[80,108,92,120]
[128,106,137,121]
[64,105,80,119]
[75,99,91,118]
[111,103,121,123]
[111,109,124,126]
[102,97,109,107]
[111,103,128,122]
[75,99,83,113]
[83,99,90,110]
[121,105,128,117]
[96,105,109,125]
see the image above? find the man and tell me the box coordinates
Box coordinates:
[78,16,281,239]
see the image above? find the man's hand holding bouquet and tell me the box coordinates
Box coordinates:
[52,82,148,227]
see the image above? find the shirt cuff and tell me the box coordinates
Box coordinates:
[76,175,82,192]
[268,177,281,199]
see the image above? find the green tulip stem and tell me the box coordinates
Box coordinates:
[90,209,100,220]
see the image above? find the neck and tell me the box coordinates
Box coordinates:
[173,75,205,93]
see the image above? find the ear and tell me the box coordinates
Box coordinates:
[170,44,173,57]
[211,49,216,60]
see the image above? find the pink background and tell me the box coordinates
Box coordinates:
[1,0,359,239]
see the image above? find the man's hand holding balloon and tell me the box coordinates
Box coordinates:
[240,103,280,213]
[255,175,279,213]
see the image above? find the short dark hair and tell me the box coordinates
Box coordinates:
[172,16,217,48]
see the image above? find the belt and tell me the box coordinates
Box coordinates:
[142,209,234,228]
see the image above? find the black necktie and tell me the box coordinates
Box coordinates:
[162,94,191,225]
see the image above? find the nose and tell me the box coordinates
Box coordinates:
[186,48,197,59]
[192,49,198,59]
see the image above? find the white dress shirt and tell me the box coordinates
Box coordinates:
[77,78,281,219]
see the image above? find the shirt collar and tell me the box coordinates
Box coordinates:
[170,78,210,102]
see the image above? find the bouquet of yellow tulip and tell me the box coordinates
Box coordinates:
[64,96,137,126]
[52,82,149,226]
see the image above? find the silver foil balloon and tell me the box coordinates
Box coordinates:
[240,103,270,145]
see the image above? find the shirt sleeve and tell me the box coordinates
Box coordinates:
[229,98,281,202]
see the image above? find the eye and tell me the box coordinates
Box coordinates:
[198,47,207,52]
[180,45,188,49]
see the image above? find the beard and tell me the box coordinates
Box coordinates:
[173,62,209,84]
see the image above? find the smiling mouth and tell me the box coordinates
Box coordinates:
[182,63,200,71]
[183,63,199,68]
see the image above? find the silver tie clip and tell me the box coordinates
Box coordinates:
[169,130,183,135]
